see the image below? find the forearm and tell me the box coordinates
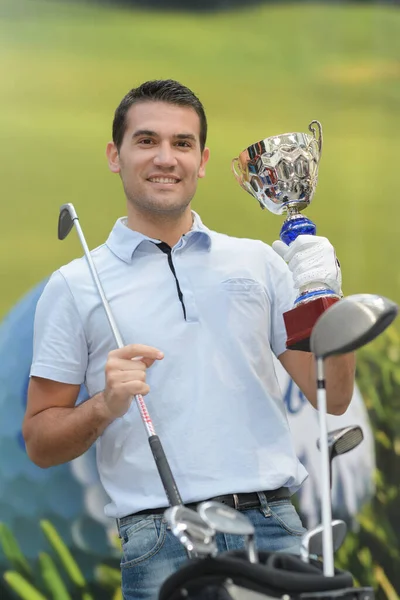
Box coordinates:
[24,392,114,468]
[309,352,356,415]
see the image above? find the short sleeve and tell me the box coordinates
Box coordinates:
[30,270,88,384]
[268,253,297,358]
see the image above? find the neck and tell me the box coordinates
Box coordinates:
[126,204,193,247]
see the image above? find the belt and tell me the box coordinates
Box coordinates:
[132,487,290,517]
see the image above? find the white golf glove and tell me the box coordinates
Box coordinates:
[272,235,343,297]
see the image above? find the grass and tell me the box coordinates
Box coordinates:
[0,520,122,599]
[0,0,399,319]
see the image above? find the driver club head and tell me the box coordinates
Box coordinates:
[317,425,364,458]
[310,294,398,358]
[300,520,347,563]
[198,501,258,563]
[164,506,217,558]
[58,203,78,240]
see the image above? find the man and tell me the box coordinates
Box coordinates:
[23,79,355,600]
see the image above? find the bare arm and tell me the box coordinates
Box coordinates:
[23,344,164,468]
[279,349,355,415]
[23,378,113,468]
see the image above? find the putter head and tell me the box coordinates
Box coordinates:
[197,501,255,536]
[58,203,78,240]
[310,294,398,358]
[317,425,364,458]
[300,520,347,561]
[164,506,216,557]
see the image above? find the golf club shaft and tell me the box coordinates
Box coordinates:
[70,212,183,507]
[316,358,334,577]
[300,547,309,563]
[73,216,125,349]
[247,535,258,564]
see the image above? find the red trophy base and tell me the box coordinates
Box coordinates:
[284,296,340,352]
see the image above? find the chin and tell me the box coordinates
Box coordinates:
[153,203,191,216]
[140,197,192,215]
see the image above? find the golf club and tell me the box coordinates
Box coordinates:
[198,501,258,564]
[310,293,398,576]
[300,520,347,564]
[58,203,183,508]
[317,425,364,489]
[164,505,217,558]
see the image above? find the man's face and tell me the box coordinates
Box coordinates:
[108,101,209,216]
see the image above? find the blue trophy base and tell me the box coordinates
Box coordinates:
[280,214,317,246]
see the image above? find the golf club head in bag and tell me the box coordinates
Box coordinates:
[198,501,258,564]
[310,294,398,359]
[300,520,347,564]
[309,294,398,577]
[158,549,374,600]
[316,426,364,489]
[164,505,217,558]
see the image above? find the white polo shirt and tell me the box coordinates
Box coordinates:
[30,212,308,518]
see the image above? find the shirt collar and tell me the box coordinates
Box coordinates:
[106,211,212,263]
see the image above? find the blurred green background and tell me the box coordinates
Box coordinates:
[0,0,399,319]
[1,0,400,598]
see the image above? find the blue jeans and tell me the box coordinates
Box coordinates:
[117,493,307,600]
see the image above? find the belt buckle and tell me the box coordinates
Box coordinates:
[233,493,239,510]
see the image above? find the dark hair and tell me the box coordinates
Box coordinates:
[112,79,208,152]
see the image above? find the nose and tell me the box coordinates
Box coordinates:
[153,142,178,168]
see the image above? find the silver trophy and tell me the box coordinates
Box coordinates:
[232,121,341,351]
[232,120,322,221]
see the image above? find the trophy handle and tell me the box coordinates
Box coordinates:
[231,157,259,200]
[308,120,323,157]
[231,157,244,185]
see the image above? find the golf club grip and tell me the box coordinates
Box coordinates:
[148,435,183,507]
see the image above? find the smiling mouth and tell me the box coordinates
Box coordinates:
[147,177,181,184]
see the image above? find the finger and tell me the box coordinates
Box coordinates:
[130,355,161,368]
[120,381,150,396]
[289,249,321,272]
[284,235,327,263]
[109,344,164,361]
[107,357,147,372]
[106,358,159,379]
[137,357,159,369]
[272,240,288,260]
[114,369,147,383]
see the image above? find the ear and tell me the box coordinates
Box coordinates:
[198,147,210,179]
[106,141,120,173]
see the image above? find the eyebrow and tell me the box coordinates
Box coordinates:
[175,133,197,142]
[132,129,157,139]
[132,130,197,143]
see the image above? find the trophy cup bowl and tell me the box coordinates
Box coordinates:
[232,121,341,352]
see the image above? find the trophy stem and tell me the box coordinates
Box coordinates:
[280,213,317,245]
[286,206,300,217]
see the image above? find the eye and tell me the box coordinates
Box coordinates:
[176,141,192,148]
[138,138,155,145]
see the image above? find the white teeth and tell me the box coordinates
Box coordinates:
[149,177,179,184]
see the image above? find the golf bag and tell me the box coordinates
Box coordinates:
[159,551,374,600]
